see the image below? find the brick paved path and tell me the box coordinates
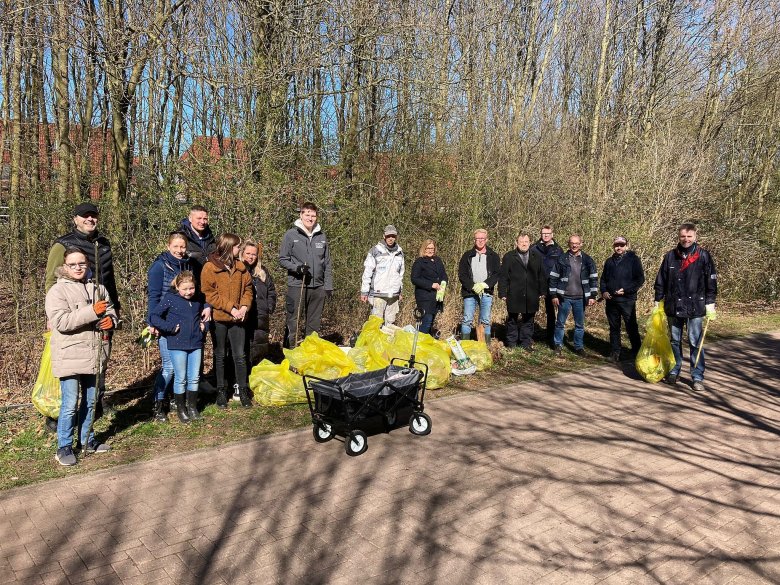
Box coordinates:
[2,332,779,585]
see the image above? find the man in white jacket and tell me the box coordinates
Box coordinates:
[360,225,405,325]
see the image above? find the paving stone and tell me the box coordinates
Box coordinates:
[0,333,778,585]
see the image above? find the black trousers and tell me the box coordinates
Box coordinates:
[285,286,326,347]
[605,299,641,353]
[214,322,247,388]
[506,312,536,348]
[543,295,557,345]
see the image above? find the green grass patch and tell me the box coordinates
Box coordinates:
[2,308,778,492]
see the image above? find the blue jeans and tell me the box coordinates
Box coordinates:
[57,375,97,449]
[419,312,435,334]
[153,336,174,401]
[461,294,493,338]
[669,316,705,382]
[169,349,202,395]
[553,297,585,350]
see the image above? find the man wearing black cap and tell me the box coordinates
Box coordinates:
[360,225,405,326]
[600,236,645,362]
[45,202,120,313]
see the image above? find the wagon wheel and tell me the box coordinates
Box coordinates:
[312,421,335,443]
[409,412,432,436]
[345,430,368,456]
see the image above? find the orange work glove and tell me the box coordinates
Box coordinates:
[93,300,108,316]
[97,316,114,330]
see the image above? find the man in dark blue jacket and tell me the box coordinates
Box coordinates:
[600,236,645,362]
[179,204,216,284]
[549,234,599,356]
[654,223,717,391]
[533,225,564,347]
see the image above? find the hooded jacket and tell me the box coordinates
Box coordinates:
[361,241,405,298]
[278,219,334,290]
[148,293,205,351]
[45,267,117,378]
[600,250,645,303]
[457,247,501,298]
[200,253,253,323]
[146,251,192,321]
[654,243,717,319]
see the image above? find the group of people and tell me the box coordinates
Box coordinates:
[42,199,718,467]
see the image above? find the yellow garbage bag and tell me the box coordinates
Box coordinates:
[31,332,61,419]
[283,332,363,379]
[348,345,390,372]
[387,330,451,389]
[460,340,493,371]
[249,359,306,406]
[351,316,392,371]
[635,302,676,383]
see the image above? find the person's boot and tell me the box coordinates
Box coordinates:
[174,394,191,423]
[153,400,168,423]
[215,386,228,409]
[238,386,253,408]
[186,391,202,420]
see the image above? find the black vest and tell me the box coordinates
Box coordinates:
[56,230,120,311]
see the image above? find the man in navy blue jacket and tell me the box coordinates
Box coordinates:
[654,223,717,391]
[600,236,645,362]
[533,225,564,347]
[549,234,599,355]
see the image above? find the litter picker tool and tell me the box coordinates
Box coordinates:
[409,308,423,367]
[693,317,711,370]
[295,264,308,347]
[86,241,106,455]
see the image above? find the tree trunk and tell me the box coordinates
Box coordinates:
[587,0,612,195]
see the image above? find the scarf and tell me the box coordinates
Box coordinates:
[676,243,700,271]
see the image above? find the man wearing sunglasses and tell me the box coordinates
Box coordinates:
[600,236,645,362]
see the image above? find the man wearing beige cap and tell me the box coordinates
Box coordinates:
[360,225,405,325]
[600,236,645,362]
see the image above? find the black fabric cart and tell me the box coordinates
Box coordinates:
[304,358,430,456]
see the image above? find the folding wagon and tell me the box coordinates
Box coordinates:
[304,358,431,456]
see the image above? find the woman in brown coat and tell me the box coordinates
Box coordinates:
[201,233,253,408]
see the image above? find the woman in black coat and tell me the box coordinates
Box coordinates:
[240,239,277,366]
[410,239,448,334]
[498,234,545,349]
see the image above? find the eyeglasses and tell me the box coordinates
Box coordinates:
[66,263,88,269]
[568,242,581,246]
[614,243,626,247]
[541,232,553,236]
[425,246,435,250]
[474,237,487,241]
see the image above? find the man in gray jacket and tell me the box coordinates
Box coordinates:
[279,202,334,347]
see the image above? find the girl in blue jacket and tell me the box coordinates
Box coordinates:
[149,272,206,423]
[147,232,191,422]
